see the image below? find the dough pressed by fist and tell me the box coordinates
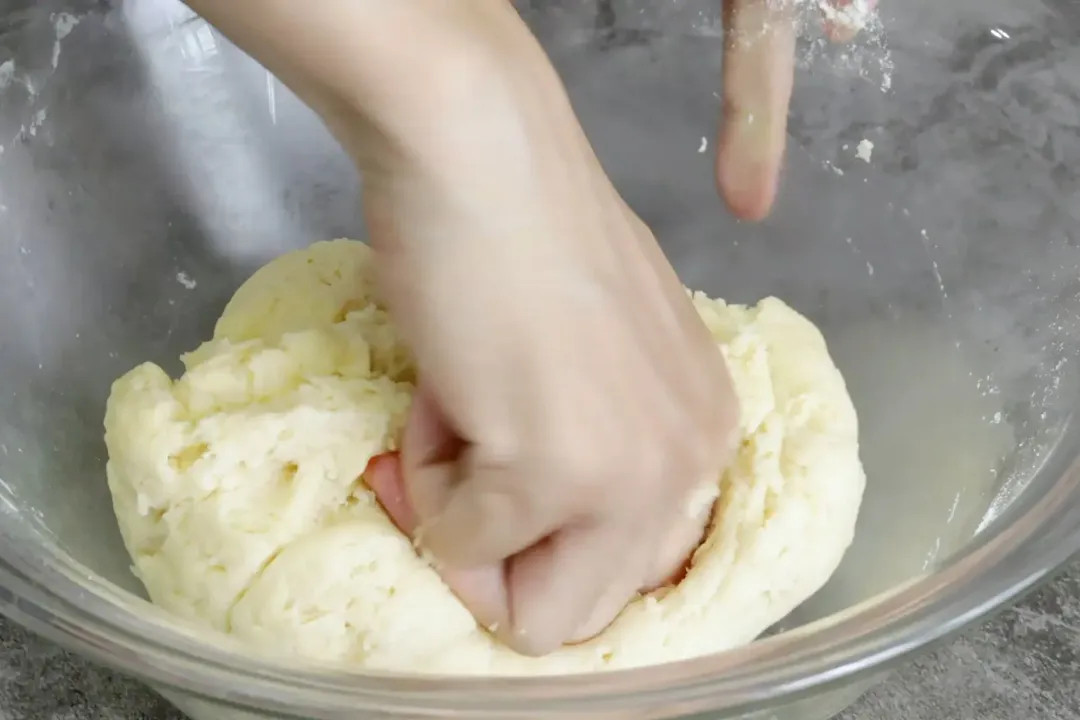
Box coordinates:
[104,238,865,675]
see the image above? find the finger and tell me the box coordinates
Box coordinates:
[569,558,648,644]
[402,382,575,570]
[506,523,645,656]
[717,0,797,221]
[643,492,715,591]
[419,453,571,567]
[400,382,463,524]
[568,486,715,646]
[568,497,714,643]
[366,451,511,634]
[365,452,416,529]
[822,0,877,43]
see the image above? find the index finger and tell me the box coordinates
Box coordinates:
[716,0,796,222]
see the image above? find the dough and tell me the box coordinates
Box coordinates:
[104,239,865,675]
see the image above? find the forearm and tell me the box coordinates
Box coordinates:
[182,1,535,164]
[183,2,418,101]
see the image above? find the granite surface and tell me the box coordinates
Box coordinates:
[1,560,1077,720]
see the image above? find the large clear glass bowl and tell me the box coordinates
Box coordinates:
[2,1,1079,718]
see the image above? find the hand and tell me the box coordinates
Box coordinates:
[717,0,877,220]
[186,0,903,657]
[190,0,738,657]
[347,5,740,656]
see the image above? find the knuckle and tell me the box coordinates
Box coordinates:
[538,425,617,493]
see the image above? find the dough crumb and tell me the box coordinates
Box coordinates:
[856,138,874,163]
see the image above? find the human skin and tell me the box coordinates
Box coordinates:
[184,0,869,656]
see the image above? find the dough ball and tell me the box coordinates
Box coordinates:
[104,239,865,675]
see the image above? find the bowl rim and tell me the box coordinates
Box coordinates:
[2,452,1079,719]
[1,3,1079,716]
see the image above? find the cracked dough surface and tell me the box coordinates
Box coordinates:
[104,238,865,675]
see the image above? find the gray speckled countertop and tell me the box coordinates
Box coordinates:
[1,561,1077,719]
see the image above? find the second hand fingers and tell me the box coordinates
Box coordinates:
[717,0,797,222]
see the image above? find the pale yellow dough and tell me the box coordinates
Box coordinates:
[104,239,865,675]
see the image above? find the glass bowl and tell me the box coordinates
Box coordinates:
[2,0,1079,718]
